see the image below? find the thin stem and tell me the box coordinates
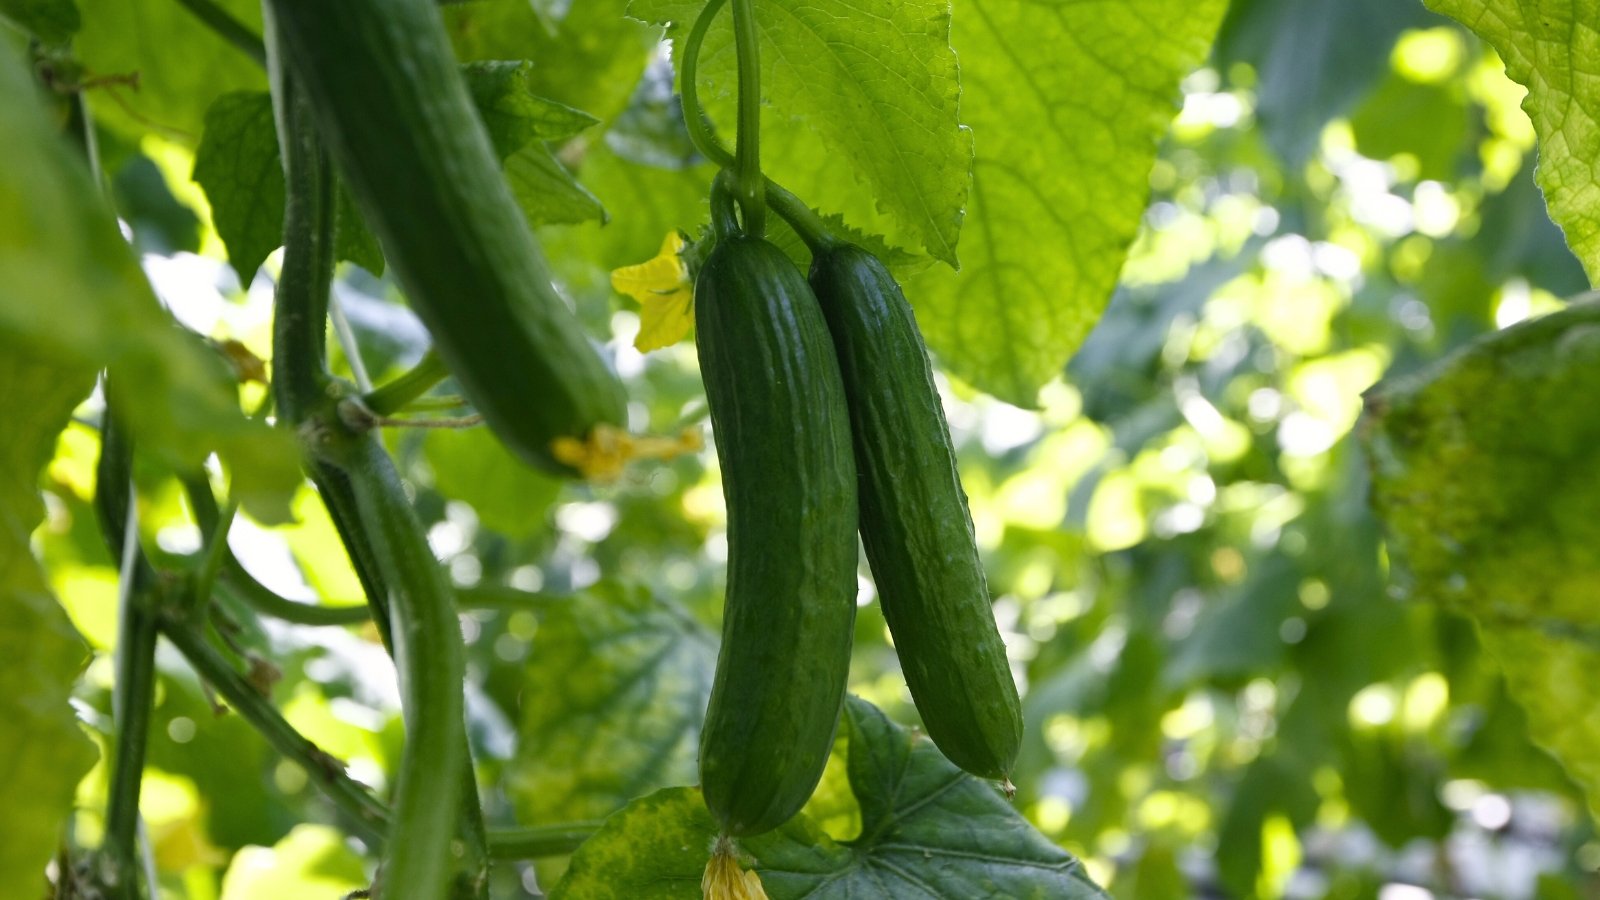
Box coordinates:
[485,822,603,860]
[190,496,236,618]
[270,79,335,425]
[729,0,764,235]
[329,293,373,392]
[362,349,449,416]
[159,619,390,842]
[679,1,838,251]
[681,0,734,169]
[94,396,159,900]
[710,170,741,241]
[173,0,268,67]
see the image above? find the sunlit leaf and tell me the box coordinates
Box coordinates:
[630,0,971,266]
[1365,298,1600,813]
[75,0,265,142]
[0,40,298,522]
[551,696,1107,899]
[1425,0,1600,284]
[424,426,563,539]
[908,0,1228,405]
[0,347,99,900]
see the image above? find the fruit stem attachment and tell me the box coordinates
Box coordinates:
[362,349,450,416]
[729,0,765,236]
[710,170,742,240]
[680,1,837,251]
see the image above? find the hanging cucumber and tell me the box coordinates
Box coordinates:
[265,0,625,477]
[696,182,860,838]
[808,239,1023,783]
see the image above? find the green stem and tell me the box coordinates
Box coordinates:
[362,349,449,417]
[266,46,482,893]
[93,396,159,900]
[324,435,467,900]
[159,619,390,842]
[173,0,268,67]
[710,170,741,241]
[729,0,764,235]
[681,0,733,168]
[269,79,335,426]
[732,0,764,235]
[485,822,602,860]
[181,470,373,628]
[680,0,837,251]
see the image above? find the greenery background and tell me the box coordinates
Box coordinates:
[3,0,1599,896]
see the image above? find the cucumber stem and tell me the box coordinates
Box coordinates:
[729,0,765,236]
[362,348,450,416]
[680,0,838,251]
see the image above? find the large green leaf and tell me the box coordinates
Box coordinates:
[908,0,1228,405]
[446,0,658,128]
[0,40,298,521]
[1425,0,1600,284]
[630,0,971,267]
[508,584,716,827]
[75,0,265,142]
[0,348,99,900]
[551,697,1107,899]
[1364,298,1600,814]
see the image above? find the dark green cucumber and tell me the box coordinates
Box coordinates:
[696,235,859,837]
[267,0,625,476]
[810,243,1023,781]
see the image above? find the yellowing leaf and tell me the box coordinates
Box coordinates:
[612,232,693,352]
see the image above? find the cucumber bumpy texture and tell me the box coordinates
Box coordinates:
[810,243,1022,781]
[696,234,860,837]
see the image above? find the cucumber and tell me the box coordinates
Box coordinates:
[266,0,625,476]
[809,243,1023,781]
[696,234,859,837]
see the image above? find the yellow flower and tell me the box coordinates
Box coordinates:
[702,835,769,900]
[550,424,704,483]
[612,231,694,352]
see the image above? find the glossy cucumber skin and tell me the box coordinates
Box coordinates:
[810,244,1022,781]
[696,236,859,837]
[268,0,625,475]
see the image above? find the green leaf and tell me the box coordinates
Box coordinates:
[447,0,658,127]
[1425,0,1600,284]
[552,696,1107,900]
[0,41,298,522]
[1,0,80,44]
[423,426,564,539]
[1365,300,1600,625]
[0,347,99,900]
[191,92,284,285]
[508,585,715,827]
[1364,299,1600,814]
[194,74,600,282]
[906,0,1228,406]
[75,0,265,142]
[1482,628,1600,820]
[462,60,601,159]
[507,143,607,226]
[630,0,971,267]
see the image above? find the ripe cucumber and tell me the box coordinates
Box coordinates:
[809,243,1023,781]
[267,0,625,476]
[696,235,859,837]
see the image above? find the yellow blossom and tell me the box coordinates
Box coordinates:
[612,231,694,352]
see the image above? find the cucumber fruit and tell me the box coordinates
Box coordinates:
[266,0,625,476]
[810,243,1023,781]
[696,234,859,837]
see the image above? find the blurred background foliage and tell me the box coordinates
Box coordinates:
[19,0,1600,896]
